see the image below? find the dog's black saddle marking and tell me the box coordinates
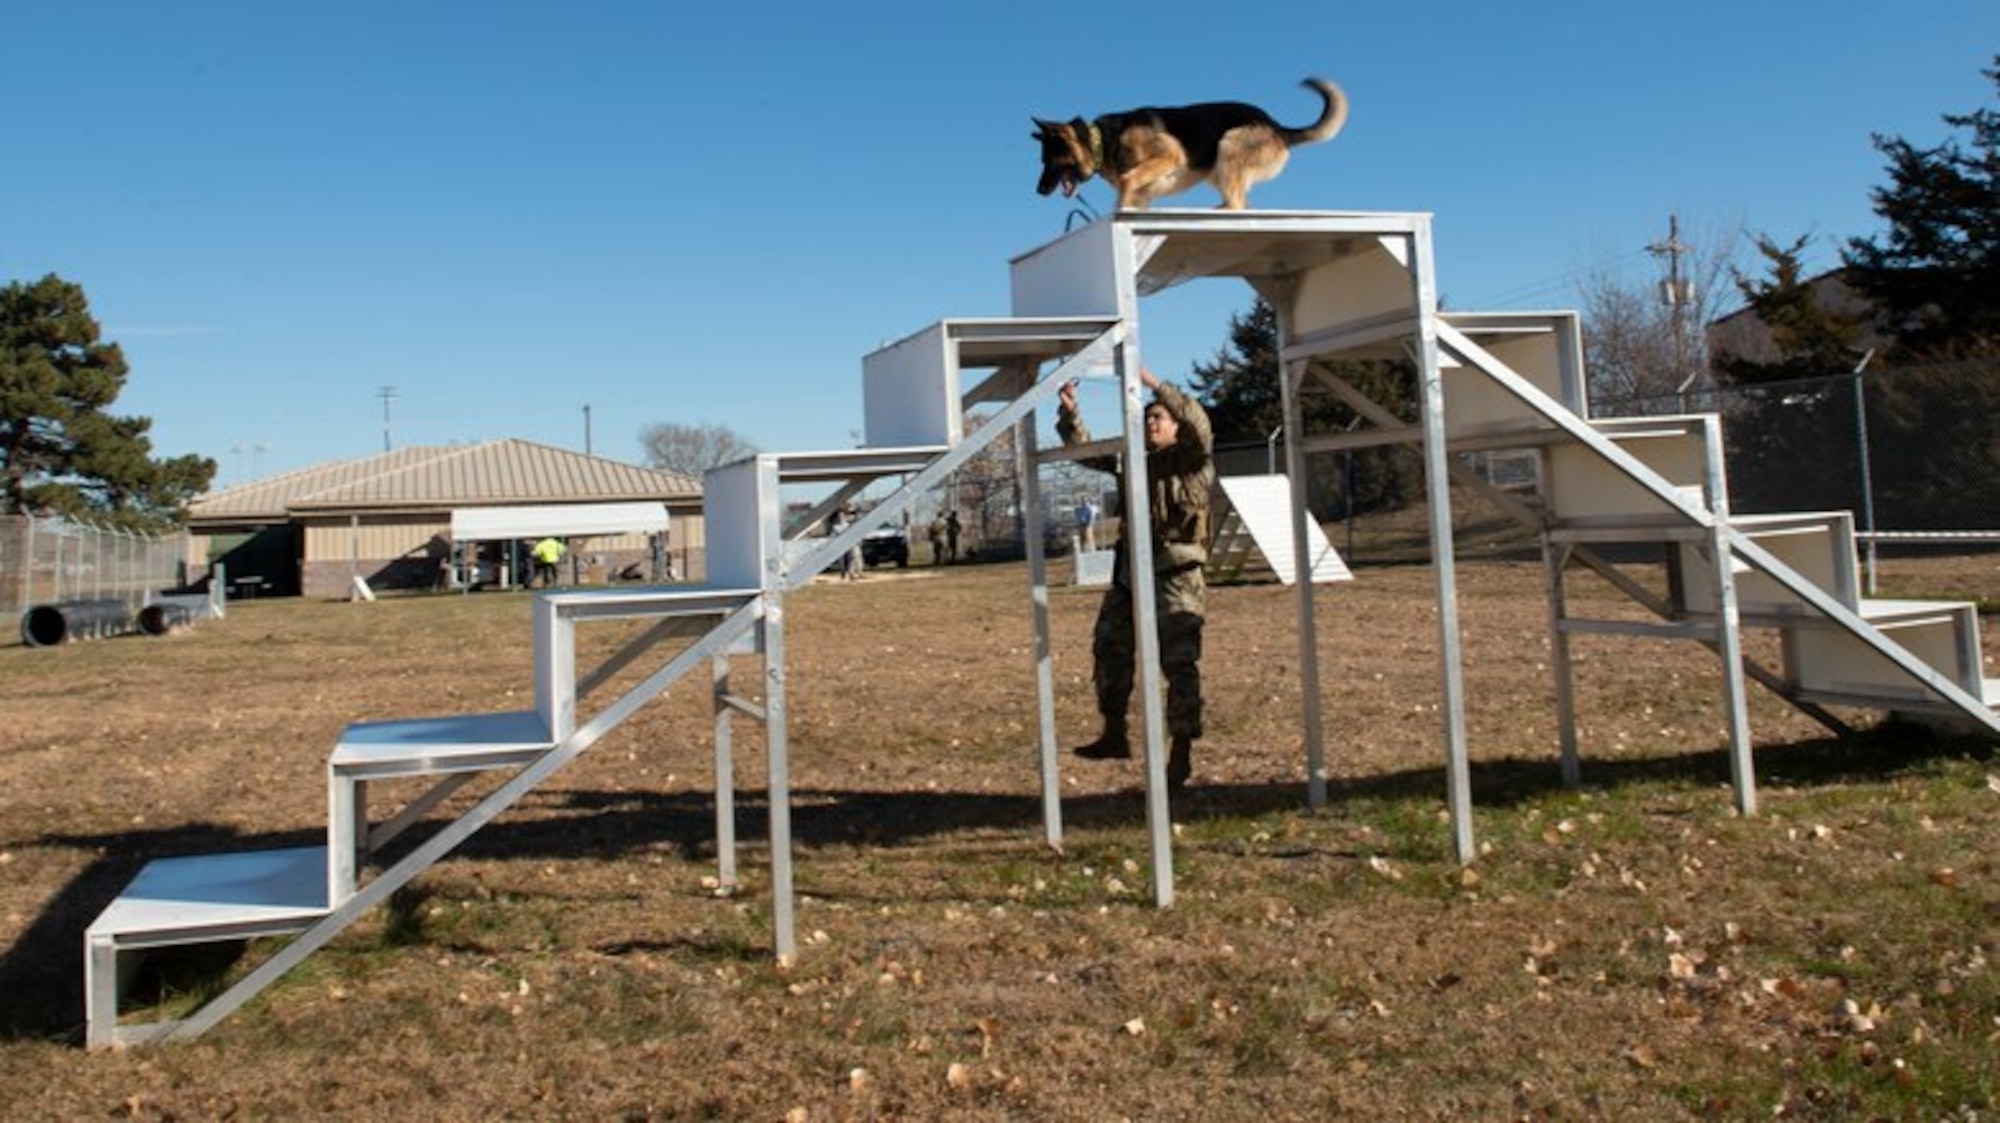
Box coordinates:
[1099,102,1276,173]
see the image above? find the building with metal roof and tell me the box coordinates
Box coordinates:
[186,439,703,598]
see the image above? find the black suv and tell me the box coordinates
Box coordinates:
[860,527,910,567]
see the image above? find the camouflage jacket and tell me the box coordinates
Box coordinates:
[1056,381,1214,571]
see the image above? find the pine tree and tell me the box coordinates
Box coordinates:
[0,274,215,528]
[1186,298,1422,518]
[1187,299,1286,445]
[1842,56,2000,358]
[1716,234,1868,384]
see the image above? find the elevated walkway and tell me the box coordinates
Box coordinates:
[84,209,1995,1048]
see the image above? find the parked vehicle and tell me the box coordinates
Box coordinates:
[861,527,910,567]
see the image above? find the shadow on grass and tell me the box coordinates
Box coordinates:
[5,722,1985,1044]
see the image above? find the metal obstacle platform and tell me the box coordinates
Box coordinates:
[83,208,1998,1047]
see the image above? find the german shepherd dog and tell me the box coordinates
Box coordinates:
[1033,78,1347,211]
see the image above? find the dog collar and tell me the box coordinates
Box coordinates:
[1086,121,1106,175]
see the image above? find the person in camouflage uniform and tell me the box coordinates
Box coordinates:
[1056,367,1213,788]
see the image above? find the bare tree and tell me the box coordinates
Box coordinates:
[637,421,758,477]
[945,412,1019,554]
[1578,215,1745,416]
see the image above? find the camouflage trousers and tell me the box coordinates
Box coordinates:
[1092,563,1205,739]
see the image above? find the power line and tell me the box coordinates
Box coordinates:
[1460,246,1653,309]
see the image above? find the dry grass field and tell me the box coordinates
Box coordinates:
[1,550,1995,1119]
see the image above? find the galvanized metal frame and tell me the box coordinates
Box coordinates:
[1404,225,1477,861]
[742,327,1130,954]
[121,596,768,1045]
[1441,322,2000,803]
[90,207,1999,1051]
[1014,374,1066,849]
[1025,210,1472,869]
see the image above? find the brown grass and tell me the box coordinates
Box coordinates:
[1,552,1995,1120]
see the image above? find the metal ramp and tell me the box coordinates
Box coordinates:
[1207,474,1353,585]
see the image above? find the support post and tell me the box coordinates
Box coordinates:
[1700,418,1757,815]
[1114,340,1175,908]
[1274,299,1329,808]
[1542,536,1582,788]
[85,935,118,1050]
[1408,221,1477,863]
[761,455,799,963]
[1018,396,1065,849]
[712,653,738,889]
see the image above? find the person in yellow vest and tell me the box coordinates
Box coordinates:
[531,536,566,589]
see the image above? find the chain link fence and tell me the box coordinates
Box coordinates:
[1201,360,1997,572]
[931,360,1996,574]
[0,514,192,621]
[1594,360,2000,539]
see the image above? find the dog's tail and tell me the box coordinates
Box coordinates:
[1281,77,1349,147]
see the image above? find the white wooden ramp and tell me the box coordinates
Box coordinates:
[1208,474,1353,585]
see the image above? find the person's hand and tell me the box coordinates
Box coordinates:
[1059,378,1079,411]
[1139,367,1162,390]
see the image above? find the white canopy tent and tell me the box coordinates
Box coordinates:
[449,502,670,541]
[448,503,671,589]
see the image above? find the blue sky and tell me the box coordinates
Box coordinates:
[5,2,1994,487]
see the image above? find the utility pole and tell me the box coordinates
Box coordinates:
[1648,213,1697,410]
[377,386,398,452]
[583,403,593,455]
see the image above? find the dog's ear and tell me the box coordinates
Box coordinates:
[1031,117,1055,136]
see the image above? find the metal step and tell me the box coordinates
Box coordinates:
[1545,417,1714,526]
[328,710,560,907]
[533,584,764,738]
[1787,598,1986,709]
[86,847,329,1048]
[772,447,950,481]
[331,709,556,781]
[1678,511,1860,619]
[535,583,761,623]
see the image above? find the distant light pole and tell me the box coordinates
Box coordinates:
[377,385,398,451]
[230,441,270,483]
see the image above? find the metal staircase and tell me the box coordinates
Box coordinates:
[82,209,1996,1048]
[1297,304,2000,812]
[83,313,1122,1048]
